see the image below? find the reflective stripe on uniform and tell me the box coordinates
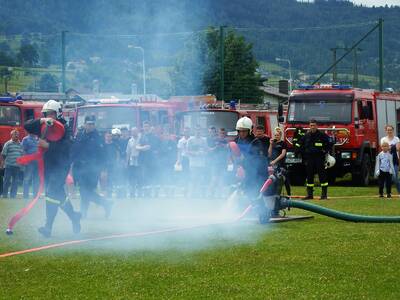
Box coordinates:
[45,197,61,205]
[315,142,323,147]
[321,182,329,187]
[295,143,301,147]
[306,183,314,187]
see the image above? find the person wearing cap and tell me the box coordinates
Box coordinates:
[71,115,112,218]
[24,99,81,238]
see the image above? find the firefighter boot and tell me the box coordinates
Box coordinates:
[320,186,328,200]
[38,202,59,238]
[303,187,314,200]
[61,200,81,234]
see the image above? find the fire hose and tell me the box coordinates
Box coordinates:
[228,141,400,224]
[6,120,65,235]
[279,198,400,223]
[259,171,400,223]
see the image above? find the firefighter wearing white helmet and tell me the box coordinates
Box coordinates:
[234,116,269,201]
[236,116,253,131]
[24,98,81,238]
[41,99,63,119]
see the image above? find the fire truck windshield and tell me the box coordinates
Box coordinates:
[0,106,20,126]
[76,106,137,132]
[288,96,352,124]
[178,110,239,136]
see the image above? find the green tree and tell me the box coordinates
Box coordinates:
[171,27,263,102]
[38,73,58,92]
[16,44,39,67]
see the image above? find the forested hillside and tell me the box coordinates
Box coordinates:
[0,0,399,93]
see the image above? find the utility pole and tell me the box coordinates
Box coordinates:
[330,48,338,82]
[219,26,226,101]
[313,20,380,86]
[330,46,362,86]
[61,30,67,93]
[379,18,384,91]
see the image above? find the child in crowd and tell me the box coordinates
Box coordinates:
[375,141,395,198]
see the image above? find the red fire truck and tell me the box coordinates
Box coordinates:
[176,101,280,139]
[0,97,44,146]
[72,96,189,135]
[282,84,400,186]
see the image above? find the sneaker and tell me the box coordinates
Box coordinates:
[387,194,392,198]
[72,212,81,234]
[38,226,51,238]
[379,194,384,198]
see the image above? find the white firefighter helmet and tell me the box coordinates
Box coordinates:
[325,153,336,169]
[236,116,253,131]
[111,128,121,135]
[42,100,63,118]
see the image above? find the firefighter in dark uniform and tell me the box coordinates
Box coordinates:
[24,100,81,238]
[72,115,112,218]
[299,119,331,200]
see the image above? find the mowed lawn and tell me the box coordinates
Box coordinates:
[0,185,400,299]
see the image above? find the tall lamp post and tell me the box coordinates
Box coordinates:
[128,45,146,95]
[275,57,292,92]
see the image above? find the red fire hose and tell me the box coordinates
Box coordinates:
[6,121,65,235]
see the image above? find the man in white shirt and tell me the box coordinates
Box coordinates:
[176,127,191,196]
[126,127,141,198]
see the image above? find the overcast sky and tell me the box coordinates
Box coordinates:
[351,0,400,6]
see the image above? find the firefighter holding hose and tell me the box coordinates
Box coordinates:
[234,117,269,200]
[298,119,332,200]
[24,100,81,238]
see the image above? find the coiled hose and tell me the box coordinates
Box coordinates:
[280,198,400,223]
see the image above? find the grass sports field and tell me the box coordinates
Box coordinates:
[1,185,400,299]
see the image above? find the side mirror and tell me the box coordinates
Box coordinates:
[278,103,283,117]
[354,116,359,129]
[278,116,285,123]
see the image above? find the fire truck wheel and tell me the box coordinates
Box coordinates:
[352,153,371,186]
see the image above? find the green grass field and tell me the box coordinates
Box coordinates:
[1,185,400,299]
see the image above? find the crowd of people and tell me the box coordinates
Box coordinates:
[3,99,400,237]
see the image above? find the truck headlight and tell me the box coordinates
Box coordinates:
[286,151,296,158]
[341,152,351,159]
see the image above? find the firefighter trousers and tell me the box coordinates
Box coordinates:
[305,155,328,192]
[44,196,80,232]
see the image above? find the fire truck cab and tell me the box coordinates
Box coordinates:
[0,97,43,146]
[176,101,280,139]
[73,96,188,136]
[283,84,400,186]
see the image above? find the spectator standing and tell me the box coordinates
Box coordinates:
[375,141,395,198]
[21,132,39,200]
[268,129,291,196]
[176,127,191,197]
[137,122,159,197]
[102,131,120,198]
[210,128,229,198]
[2,130,23,198]
[126,127,141,198]
[380,125,400,194]
[72,116,112,218]
[187,126,207,198]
